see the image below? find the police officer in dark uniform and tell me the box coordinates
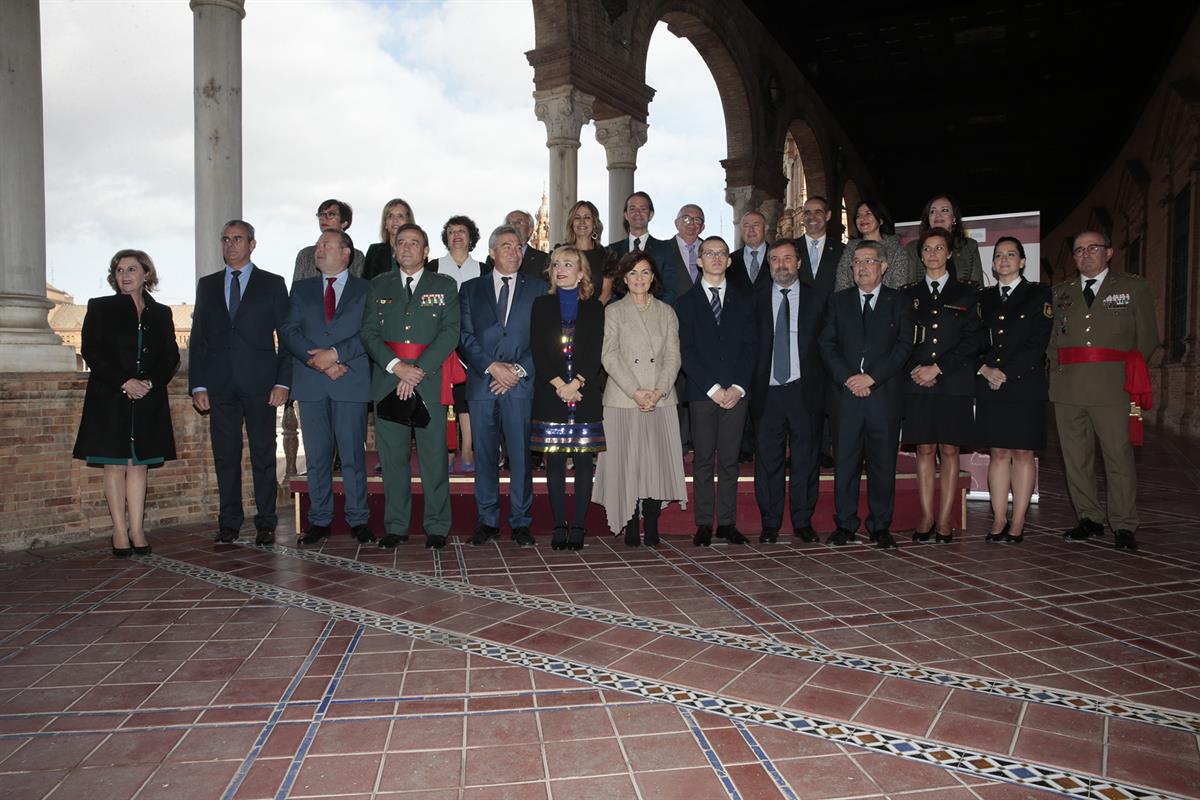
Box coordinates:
[976,237,1052,544]
[901,227,983,544]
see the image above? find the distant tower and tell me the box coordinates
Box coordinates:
[533,187,551,253]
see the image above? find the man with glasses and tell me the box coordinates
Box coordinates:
[676,236,757,546]
[293,199,366,282]
[673,204,707,292]
[190,220,292,546]
[819,240,914,550]
[728,211,772,293]
[1049,230,1158,552]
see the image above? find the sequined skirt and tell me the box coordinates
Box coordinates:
[530,420,606,453]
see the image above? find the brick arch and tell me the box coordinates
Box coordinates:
[785,118,828,202]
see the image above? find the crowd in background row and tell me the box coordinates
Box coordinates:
[72,188,1158,557]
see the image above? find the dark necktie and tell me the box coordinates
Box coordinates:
[1083,278,1096,307]
[324,277,336,323]
[773,288,791,384]
[709,286,722,325]
[228,269,241,317]
[404,275,414,302]
[930,281,940,301]
[1000,285,1011,303]
[497,276,511,326]
[862,292,874,324]
[749,249,760,283]
[632,237,641,253]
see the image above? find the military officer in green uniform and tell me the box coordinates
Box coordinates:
[361,223,461,548]
[1048,230,1158,552]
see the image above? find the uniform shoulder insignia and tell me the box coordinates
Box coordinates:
[1121,272,1146,282]
[1043,302,1053,318]
[901,280,921,289]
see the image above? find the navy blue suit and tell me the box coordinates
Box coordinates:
[280,274,371,530]
[676,279,757,527]
[819,285,914,534]
[459,271,548,529]
[609,235,690,306]
[189,264,291,532]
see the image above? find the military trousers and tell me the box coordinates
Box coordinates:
[1053,402,1138,531]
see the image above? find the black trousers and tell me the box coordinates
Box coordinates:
[690,398,748,526]
[831,390,901,534]
[209,388,279,531]
[753,382,821,530]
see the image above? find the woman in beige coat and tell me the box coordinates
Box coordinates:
[594,251,688,546]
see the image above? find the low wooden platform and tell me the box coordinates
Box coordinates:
[290,451,970,539]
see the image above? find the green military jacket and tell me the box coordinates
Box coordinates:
[1047,270,1158,406]
[361,269,461,405]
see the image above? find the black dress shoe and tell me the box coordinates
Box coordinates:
[255,529,276,546]
[566,526,585,550]
[1005,529,1025,544]
[738,451,754,464]
[111,538,132,558]
[552,526,569,551]
[827,528,855,546]
[378,533,407,548]
[759,527,779,544]
[1064,518,1104,540]
[513,527,537,548]
[351,525,376,544]
[300,525,330,545]
[986,522,1010,543]
[425,534,447,549]
[214,527,239,544]
[468,524,500,546]
[874,530,899,549]
[792,526,819,543]
[911,524,934,543]
[934,529,954,544]
[132,544,152,556]
[1114,529,1138,551]
[693,525,712,546]
[716,525,748,544]
[819,452,835,469]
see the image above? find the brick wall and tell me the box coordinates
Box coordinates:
[0,373,274,551]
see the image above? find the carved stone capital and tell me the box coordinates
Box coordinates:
[533,86,595,148]
[725,185,767,217]
[594,116,648,170]
[189,0,246,17]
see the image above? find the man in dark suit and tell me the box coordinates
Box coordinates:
[797,196,844,292]
[728,211,771,293]
[459,225,548,548]
[677,235,757,546]
[669,204,705,297]
[819,240,914,549]
[750,239,828,544]
[607,191,687,305]
[280,230,372,546]
[189,220,291,546]
[483,210,549,280]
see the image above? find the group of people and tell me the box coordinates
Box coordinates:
[73,189,1159,556]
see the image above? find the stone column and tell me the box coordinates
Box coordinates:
[758,197,785,240]
[191,0,245,280]
[594,116,648,237]
[534,86,594,244]
[725,185,768,250]
[0,0,76,371]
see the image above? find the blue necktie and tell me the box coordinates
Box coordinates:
[810,240,820,278]
[773,288,791,383]
[228,269,241,317]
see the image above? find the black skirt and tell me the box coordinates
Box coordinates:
[975,383,1047,451]
[902,394,975,446]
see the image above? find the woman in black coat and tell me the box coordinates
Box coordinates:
[362,198,415,280]
[976,237,1052,543]
[530,245,606,550]
[73,250,180,557]
[902,228,984,544]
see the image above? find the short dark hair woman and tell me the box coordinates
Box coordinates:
[833,198,914,291]
[73,249,180,557]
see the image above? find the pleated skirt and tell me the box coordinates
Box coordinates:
[593,405,688,535]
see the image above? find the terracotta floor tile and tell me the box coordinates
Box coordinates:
[308,718,392,755]
[633,766,736,800]
[784,684,866,720]
[809,665,884,696]
[167,725,260,762]
[929,712,1016,754]
[549,774,640,800]
[853,698,937,737]
[464,743,545,786]
[698,725,757,765]
[400,669,468,696]
[1105,748,1200,798]
[871,676,951,708]
[378,748,463,792]
[45,763,156,800]
[138,760,240,799]
[1018,703,1105,741]
[941,689,1023,725]
[608,702,688,736]
[774,754,878,798]
[462,782,548,799]
[1107,716,1200,757]
[1011,727,1103,775]
[290,752,381,796]
[537,706,616,741]
[82,728,185,767]
[2,732,108,771]
[468,666,536,694]
[853,751,961,793]
[466,710,542,747]
[544,736,627,779]
[623,731,709,772]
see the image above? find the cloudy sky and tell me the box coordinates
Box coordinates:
[40,0,734,304]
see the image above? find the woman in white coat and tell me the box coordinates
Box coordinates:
[594,251,687,546]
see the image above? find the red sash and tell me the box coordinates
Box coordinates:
[385,341,466,448]
[1058,346,1153,446]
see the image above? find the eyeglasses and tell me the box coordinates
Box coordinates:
[700,249,728,259]
[316,210,341,220]
[1072,243,1107,256]
[852,257,882,266]
[678,215,705,225]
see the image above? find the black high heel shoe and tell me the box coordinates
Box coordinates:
[132,544,152,556]
[911,524,934,543]
[551,526,568,551]
[111,537,132,559]
[1005,525,1024,544]
[934,529,955,544]
[985,522,1010,543]
[567,526,586,551]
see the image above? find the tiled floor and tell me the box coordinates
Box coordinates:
[2,424,1199,799]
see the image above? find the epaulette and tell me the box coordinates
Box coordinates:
[901,280,922,290]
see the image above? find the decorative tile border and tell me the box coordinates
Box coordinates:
[679,706,744,800]
[236,541,1200,735]
[143,553,1183,800]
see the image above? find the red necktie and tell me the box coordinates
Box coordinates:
[324,277,336,323]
